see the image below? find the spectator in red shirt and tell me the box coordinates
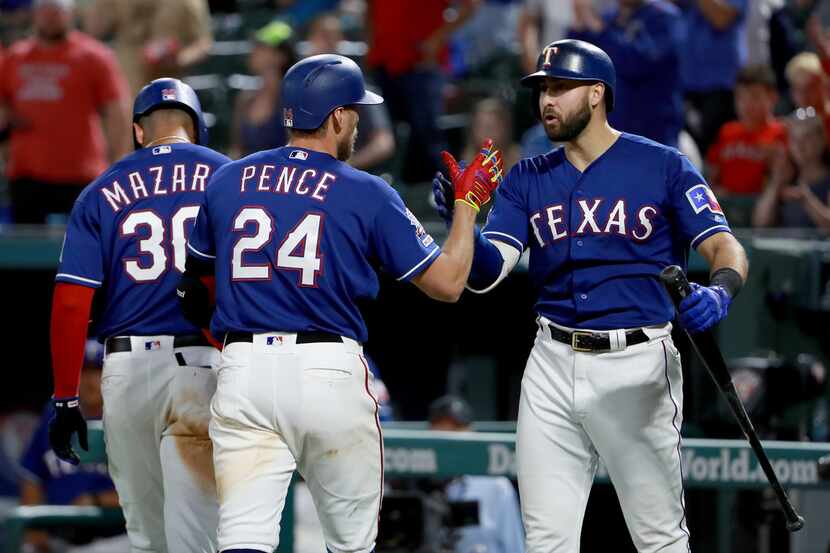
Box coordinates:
[706,64,786,197]
[0,0,130,224]
[366,0,479,183]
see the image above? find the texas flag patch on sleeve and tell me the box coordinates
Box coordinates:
[685,184,723,215]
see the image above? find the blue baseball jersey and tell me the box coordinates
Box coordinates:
[188,146,439,343]
[56,143,231,338]
[20,406,113,505]
[482,133,730,330]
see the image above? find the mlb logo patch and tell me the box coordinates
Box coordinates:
[283,108,294,127]
[685,184,723,215]
[161,88,177,101]
[266,336,284,346]
[152,145,172,155]
[144,340,161,351]
[289,150,308,160]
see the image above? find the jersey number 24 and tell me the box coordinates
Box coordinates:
[232,207,323,287]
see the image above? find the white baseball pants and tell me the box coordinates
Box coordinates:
[517,318,690,553]
[209,333,383,553]
[101,337,220,553]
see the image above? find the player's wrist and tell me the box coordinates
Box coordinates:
[709,267,742,299]
[454,198,480,213]
[53,396,80,408]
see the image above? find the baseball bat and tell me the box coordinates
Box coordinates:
[660,265,805,532]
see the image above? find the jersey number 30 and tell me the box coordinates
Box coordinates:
[121,206,199,282]
[232,207,323,287]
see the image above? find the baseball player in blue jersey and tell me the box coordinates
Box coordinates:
[48,78,231,553]
[180,54,503,553]
[434,40,749,552]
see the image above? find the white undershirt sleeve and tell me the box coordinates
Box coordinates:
[466,239,523,294]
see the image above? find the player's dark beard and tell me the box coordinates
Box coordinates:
[544,99,592,142]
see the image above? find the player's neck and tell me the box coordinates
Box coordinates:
[143,129,192,148]
[287,137,338,159]
[564,121,620,172]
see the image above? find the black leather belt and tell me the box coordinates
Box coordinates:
[105,334,211,354]
[225,331,343,345]
[548,325,649,352]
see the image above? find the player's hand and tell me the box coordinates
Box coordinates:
[678,283,731,334]
[431,160,466,226]
[176,272,213,329]
[440,138,504,213]
[48,397,88,466]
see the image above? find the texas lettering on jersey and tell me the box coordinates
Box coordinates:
[56,143,231,338]
[528,198,660,246]
[188,146,439,343]
[482,133,731,330]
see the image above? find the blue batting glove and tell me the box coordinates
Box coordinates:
[431,161,466,227]
[432,171,453,225]
[678,283,731,334]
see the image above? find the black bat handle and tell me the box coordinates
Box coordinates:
[660,265,692,306]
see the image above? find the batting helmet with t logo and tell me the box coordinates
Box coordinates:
[521,39,616,118]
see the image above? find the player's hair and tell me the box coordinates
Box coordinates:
[736,64,777,90]
[785,52,823,83]
[286,106,355,139]
[137,108,196,143]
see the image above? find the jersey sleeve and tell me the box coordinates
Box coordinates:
[187,193,216,261]
[481,166,528,251]
[56,192,104,288]
[667,150,732,249]
[371,185,439,282]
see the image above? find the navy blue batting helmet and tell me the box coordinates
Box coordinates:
[521,39,616,116]
[280,54,383,131]
[132,78,208,148]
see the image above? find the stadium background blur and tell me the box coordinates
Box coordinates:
[0,0,829,552]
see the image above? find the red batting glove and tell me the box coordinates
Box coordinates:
[441,138,504,213]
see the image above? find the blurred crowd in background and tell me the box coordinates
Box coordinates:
[2,0,830,230]
[1,0,830,551]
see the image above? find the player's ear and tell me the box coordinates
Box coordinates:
[590,83,604,110]
[133,123,145,147]
[331,107,345,135]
